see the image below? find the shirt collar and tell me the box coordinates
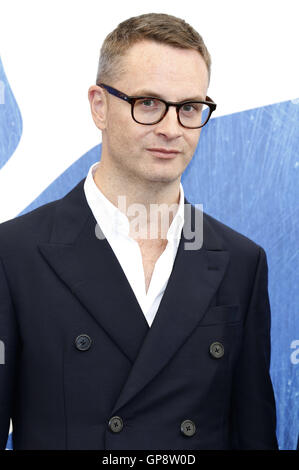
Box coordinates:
[84,161,185,241]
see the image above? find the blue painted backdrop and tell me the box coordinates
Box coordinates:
[1,56,298,450]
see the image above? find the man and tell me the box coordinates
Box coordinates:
[0,13,278,450]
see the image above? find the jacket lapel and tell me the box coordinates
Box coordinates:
[38,178,150,364]
[38,177,230,414]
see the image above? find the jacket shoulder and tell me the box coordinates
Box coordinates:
[0,178,86,258]
[203,210,265,258]
[0,199,59,257]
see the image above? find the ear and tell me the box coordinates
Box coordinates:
[88,85,108,130]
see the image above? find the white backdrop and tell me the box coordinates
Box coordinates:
[0,0,298,222]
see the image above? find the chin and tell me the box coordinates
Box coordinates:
[144,168,182,184]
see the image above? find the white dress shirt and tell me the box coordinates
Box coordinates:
[83,161,185,327]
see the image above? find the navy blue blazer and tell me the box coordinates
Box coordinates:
[0,178,278,450]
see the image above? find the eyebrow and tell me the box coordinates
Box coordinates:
[132,89,205,102]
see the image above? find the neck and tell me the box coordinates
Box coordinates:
[93,159,181,240]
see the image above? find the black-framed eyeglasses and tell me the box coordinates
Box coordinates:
[97,83,217,129]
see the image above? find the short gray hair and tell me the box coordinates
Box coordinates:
[96,13,211,86]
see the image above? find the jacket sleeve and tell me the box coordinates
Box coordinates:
[0,256,19,449]
[230,246,279,449]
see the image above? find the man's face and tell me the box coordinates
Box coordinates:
[92,40,209,185]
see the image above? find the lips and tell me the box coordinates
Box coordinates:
[146,148,180,159]
[147,148,180,154]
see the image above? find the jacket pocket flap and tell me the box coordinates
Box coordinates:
[200,304,241,326]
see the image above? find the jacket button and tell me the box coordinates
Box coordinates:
[109,416,123,433]
[209,341,224,359]
[180,419,196,437]
[75,334,92,351]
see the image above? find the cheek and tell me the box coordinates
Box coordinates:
[188,130,201,152]
[107,114,145,154]
[114,113,150,146]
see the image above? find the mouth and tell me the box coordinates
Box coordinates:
[146,148,180,159]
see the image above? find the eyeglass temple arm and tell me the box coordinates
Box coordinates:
[98,83,130,103]
[205,96,217,111]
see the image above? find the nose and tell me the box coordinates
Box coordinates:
[154,105,183,139]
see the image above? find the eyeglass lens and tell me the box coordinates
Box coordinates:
[133,98,210,127]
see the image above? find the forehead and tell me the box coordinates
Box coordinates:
[116,40,209,100]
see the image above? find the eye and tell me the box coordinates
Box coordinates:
[181,103,201,113]
[135,98,163,107]
[141,99,159,107]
